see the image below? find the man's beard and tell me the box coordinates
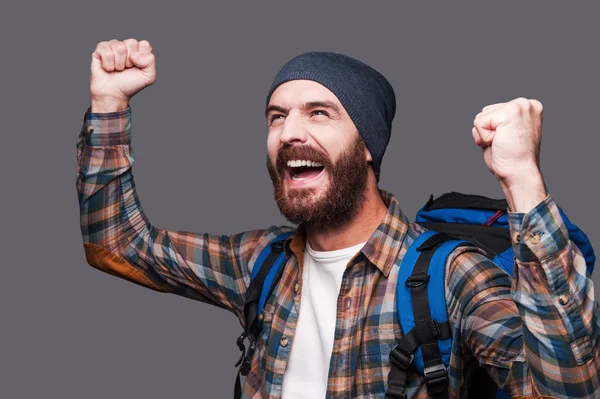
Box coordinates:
[266,137,369,230]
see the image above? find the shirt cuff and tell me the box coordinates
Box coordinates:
[507,194,569,263]
[83,105,131,146]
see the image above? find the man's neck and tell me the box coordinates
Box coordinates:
[306,184,388,251]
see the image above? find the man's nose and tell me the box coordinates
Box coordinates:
[279,112,308,145]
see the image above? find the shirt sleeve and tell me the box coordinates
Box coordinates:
[445,195,600,398]
[507,195,600,397]
[75,105,293,323]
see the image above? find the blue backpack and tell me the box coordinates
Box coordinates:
[234,192,596,399]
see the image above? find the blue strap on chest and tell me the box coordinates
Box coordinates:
[396,231,468,373]
[251,231,292,330]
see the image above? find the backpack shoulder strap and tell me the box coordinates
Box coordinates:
[234,231,292,399]
[387,231,469,399]
[245,232,291,337]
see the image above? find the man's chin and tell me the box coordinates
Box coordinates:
[283,182,327,202]
[282,190,321,207]
[276,188,326,221]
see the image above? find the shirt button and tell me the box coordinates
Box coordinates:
[529,232,541,245]
[280,336,289,347]
[513,232,521,244]
[558,294,570,306]
[294,283,300,293]
[258,313,264,321]
[87,125,94,133]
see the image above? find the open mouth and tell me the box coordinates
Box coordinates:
[286,159,326,182]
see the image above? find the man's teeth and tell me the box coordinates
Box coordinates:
[286,160,324,168]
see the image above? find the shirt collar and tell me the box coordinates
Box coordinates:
[285,190,410,277]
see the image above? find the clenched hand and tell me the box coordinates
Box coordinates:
[90,38,156,112]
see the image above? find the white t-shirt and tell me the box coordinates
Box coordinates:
[281,240,366,399]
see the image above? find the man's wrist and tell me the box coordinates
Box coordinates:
[90,96,130,113]
[498,167,547,213]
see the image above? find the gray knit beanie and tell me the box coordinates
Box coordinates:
[265,51,396,179]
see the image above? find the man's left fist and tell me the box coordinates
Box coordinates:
[472,97,543,183]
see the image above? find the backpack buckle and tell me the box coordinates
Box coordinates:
[423,364,449,395]
[270,240,284,251]
[240,342,256,376]
[389,344,414,371]
[235,333,247,368]
[236,333,246,350]
[405,274,430,288]
[235,332,256,376]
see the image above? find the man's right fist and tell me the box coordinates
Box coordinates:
[90,38,156,112]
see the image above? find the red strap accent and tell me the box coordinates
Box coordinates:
[484,210,504,226]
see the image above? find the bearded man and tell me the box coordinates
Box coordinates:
[76,38,600,398]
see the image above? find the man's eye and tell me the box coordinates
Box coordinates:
[269,115,285,124]
[312,110,329,117]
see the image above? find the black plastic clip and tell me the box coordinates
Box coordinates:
[405,274,430,288]
[240,342,256,376]
[235,333,246,368]
[389,344,415,371]
[424,364,449,395]
[270,240,284,251]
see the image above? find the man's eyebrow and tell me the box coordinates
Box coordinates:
[265,105,288,118]
[302,101,341,113]
[265,101,342,118]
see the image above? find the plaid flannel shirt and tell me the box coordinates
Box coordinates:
[76,105,600,398]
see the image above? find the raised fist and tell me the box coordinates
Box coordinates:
[90,38,156,111]
[472,97,543,183]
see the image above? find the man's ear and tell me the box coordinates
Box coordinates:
[364,145,373,163]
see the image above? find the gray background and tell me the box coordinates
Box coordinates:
[1,1,599,398]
